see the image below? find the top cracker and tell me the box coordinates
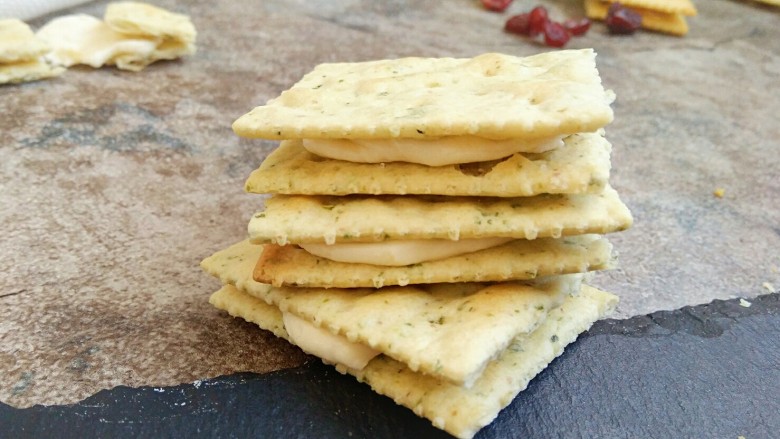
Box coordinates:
[233,49,614,140]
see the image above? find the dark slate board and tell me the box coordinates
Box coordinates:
[3,294,779,439]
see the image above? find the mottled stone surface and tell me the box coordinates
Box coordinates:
[1,0,778,408]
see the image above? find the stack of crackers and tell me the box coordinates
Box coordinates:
[0,19,63,84]
[584,0,698,35]
[202,49,633,438]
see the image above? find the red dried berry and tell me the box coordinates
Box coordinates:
[528,6,549,37]
[481,0,513,12]
[563,17,591,36]
[605,2,642,34]
[543,20,571,47]
[505,13,531,35]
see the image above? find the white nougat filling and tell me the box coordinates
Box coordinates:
[37,14,158,68]
[300,237,514,266]
[301,135,564,166]
[282,312,379,370]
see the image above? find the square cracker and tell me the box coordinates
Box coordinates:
[210,283,618,439]
[254,235,614,288]
[247,185,633,245]
[0,19,50,64]
[585,0,689,36]
[232,49,614,140]
[202,241,584,386]
[245,132,611,197]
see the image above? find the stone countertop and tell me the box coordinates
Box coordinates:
[1,0,778,408]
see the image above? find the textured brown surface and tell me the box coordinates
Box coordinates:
[1,0,778,408]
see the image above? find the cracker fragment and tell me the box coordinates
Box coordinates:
[585,0,690,36]
[210,283,618,439]
[104,0,196,69]
[202,241,584,386]
[245,132,611,197]
[254,235,614,288]
[0,19,63,85]
[0,19,50,63]
[105,1,196,45]
[248,185,633,245]
[0,58,64,85]
[601,0,697,15]
[233,49,614,140]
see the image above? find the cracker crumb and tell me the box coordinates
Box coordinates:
[713,188,725,198]
[739,299,752,308]
[762,282,776,293]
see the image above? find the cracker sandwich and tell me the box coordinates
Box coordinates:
[203,49,632,438]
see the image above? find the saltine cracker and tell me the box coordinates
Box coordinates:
[210,283,618,439]
[245,132,612,197]
[202,241,584,386]
[233,49,614,141]
[248,185,633,245]
[254,235,614,288]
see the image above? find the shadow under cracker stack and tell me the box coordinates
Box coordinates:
[203,49,632,439]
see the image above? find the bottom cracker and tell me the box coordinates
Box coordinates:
[210,283,617,439]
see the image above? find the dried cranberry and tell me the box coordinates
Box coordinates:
[528,6,549,37]
[505,13,531,35]
[543,20,571,47]
[605,2,642,34]
[481,0,513,12]
[563,17,591,36]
